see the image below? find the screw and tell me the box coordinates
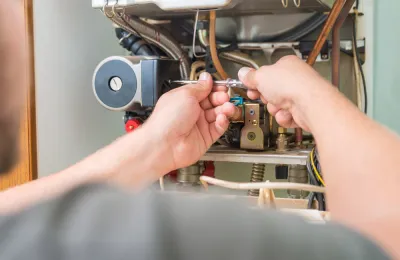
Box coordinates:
[249,109,255,116]
[252,120,258,125]
[247,132,256,141]
[109,76,123,92]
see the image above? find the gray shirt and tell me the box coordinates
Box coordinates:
[0,184,389,259]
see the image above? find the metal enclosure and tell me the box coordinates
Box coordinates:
[94,0,334,18]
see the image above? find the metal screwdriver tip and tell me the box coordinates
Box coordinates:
[170,79,247,90]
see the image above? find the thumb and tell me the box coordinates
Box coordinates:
[238,67,259,90]
[186,72,213,101]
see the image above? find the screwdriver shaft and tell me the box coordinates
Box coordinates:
[171,79,248,90]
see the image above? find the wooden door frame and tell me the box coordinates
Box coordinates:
[25,0,38,182]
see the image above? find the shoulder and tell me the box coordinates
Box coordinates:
[0,184,390,260]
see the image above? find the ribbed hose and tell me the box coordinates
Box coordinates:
[111,14,190,79]
[248,163,265,196]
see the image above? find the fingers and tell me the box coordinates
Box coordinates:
[200,91,230,110]
[209,114,230,143]
[205,102,236,122]
[212,85,228,92]
[267,103,279,116]
[186,72,213,101]
[238,67,259,90]
[275,110,298,128]
[260,95,268,104]
[247,90,260,100]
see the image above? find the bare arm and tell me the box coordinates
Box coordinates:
[239,56,400,259]
[303,81,400,259]
[0,127,169,212]
[0,72,234,213]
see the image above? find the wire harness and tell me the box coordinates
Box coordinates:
[306,147,326,211]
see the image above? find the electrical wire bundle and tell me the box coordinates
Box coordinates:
[306,147,326,211]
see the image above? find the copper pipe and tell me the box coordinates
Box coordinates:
[296,0,347,145]
[332,0,356,87]
[209,10,229,79]
[306,0,346,66]
[295,128,303,146]
[331,30,341,87]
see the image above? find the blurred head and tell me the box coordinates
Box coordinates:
[0,81,23,174]
[0,1,26,174]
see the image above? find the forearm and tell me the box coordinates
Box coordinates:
[299,82,400,257]
[0,126,169,213]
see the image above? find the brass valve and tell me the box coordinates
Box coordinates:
[276,127,288,152]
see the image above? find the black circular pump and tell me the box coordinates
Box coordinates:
[93,56,138,111]
[93,56,181,112]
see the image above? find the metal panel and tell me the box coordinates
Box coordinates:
[373,0,400,133]
[94,0,334,18]
[202,146,309,165]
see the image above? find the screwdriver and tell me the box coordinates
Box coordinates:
[170,78,248,90]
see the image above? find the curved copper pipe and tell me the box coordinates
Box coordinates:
[306,0,347,66]
[209,10,229,79]
[296,0,353,145]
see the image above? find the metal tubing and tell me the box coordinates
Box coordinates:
[332,0,356,87]
[111,14,191,79]
[296,0,347,145]
[306,0,346,66]
[220,52,260,69]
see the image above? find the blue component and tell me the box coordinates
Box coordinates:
[230,97,244,106]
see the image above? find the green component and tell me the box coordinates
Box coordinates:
[230,97,244,106]
[373,0,400,133]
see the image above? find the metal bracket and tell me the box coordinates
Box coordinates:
[240,104,264,150]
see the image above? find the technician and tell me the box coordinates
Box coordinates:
[0,1,397,259]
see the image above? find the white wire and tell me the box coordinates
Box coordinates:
[293,0,301,7]
[200,176,326,193]
[192,10,206,58]
[281,0,288,8]
[159,177,165,191]
[352,14,365,112]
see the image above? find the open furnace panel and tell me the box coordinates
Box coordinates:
[91,0,364,220]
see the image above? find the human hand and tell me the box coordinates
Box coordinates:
[146,72,237,172]
[238,55,331,132]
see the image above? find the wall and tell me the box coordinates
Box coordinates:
[372,0,400,133]
[34,0,125,176]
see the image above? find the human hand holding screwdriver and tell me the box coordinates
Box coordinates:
[238,55,332,132]
[146,72,237,171]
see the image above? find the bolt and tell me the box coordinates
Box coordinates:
[247,132,256,141]
[109,76,123,92]
[249,109,255,116]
